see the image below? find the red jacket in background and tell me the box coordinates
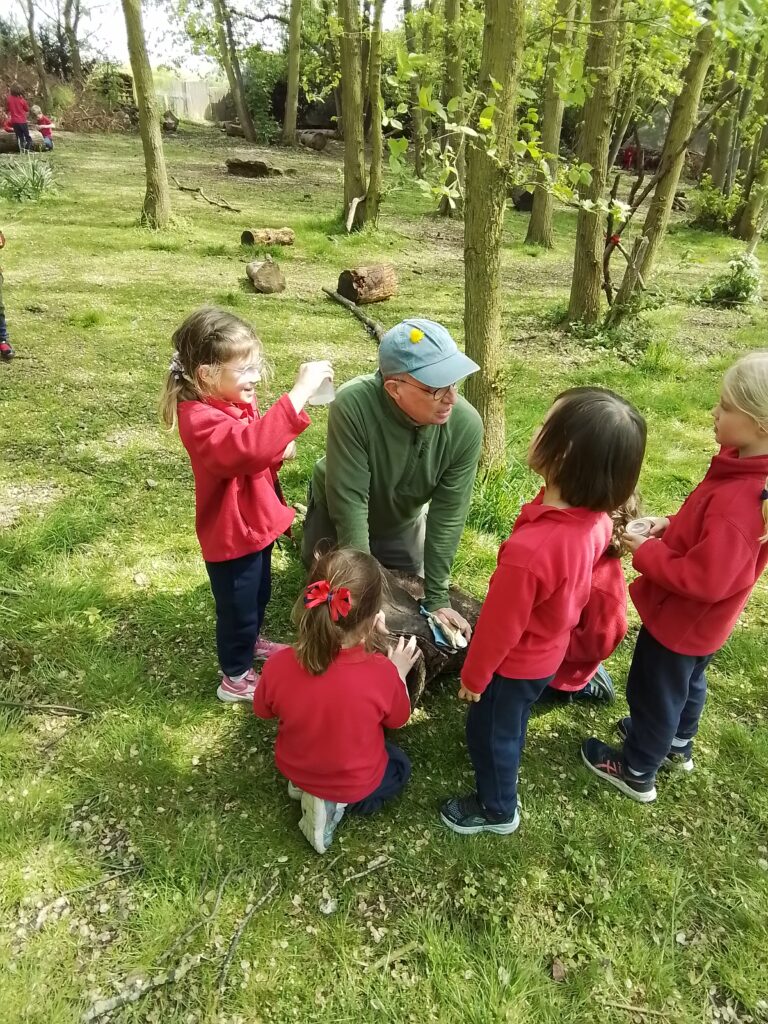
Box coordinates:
[5,95,28,125]
[254,646,411,803]
[177,394,310,562]
[37,114,52,138]
[631,446,768,656]
[461,492,613,694]
[551,553,627,691]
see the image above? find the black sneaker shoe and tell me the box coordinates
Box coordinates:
[581,738,657,803]
[0,340,14,361]
[574,663,616,703]
[616,717,694,772]
[440,793,520,835]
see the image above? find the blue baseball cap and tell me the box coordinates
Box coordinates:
[378,318,480,388]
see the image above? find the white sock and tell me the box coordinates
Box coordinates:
[230,670,249,683]
[671,735,690,748]
[627,765,646,777]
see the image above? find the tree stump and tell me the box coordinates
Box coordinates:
[224,122,245,138]
[241,228,295,246]
[161,109,179,133]
[510,185,534,212]
[226,158,283,178]
[298,130,329,152]
[337,264,397,305]
[380,569,481,705]
[246,257,286,294]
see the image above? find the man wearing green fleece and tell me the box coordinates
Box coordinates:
[302,318,483,639]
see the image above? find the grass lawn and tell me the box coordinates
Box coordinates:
[1,126,767,1024]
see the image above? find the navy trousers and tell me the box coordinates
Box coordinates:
[623,626,714,776]
[205,546,272,678]
[466,672,555,819]
[347,743,411,815]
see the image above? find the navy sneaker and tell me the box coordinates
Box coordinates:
[440,793,520,835]
[581,738,657,802]
[616,717,694,772]
[0,340,14,361]
[574,663,616,703]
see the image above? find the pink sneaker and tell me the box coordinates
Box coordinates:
[254,636,289,661]
[217,667,259,704]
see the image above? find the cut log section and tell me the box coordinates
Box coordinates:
[246,257,286,294]
[224,122,245,138]
[337,264,397,305]
[241,228,295,246]
[226,158,283,178]
[298,130,329,151]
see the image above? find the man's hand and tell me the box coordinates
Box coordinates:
[433,607,472,641]
[458,684,481,702]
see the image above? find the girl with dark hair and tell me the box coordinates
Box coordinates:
[440,387,647,836]
[5,83,32,152]
[254,548,419,854]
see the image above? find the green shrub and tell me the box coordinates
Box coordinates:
[0,155,56,202]
[695,250,762,307]
[242,46,285,143]
[49,83,76,115]
[690,174,743,232]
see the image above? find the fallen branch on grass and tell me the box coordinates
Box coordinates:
[160,869,233,963]
[81,953,207,1022]
[321,287,386,340]
[217,877,280,996]
[171,176,241,213]
[343,855,390,885]
[0,700,92,717]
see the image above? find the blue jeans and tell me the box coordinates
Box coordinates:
[42,136,53,151]
[623,626,714,775]
[466,672,555,819]
[205,545,272,677]
[347,743,411,815]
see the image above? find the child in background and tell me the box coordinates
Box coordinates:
[5,83,32,152]
[440,388,647,836]
[160,306,333,703]
[30,106,53,150]
[0,230,14,361]
[254,548,419,854]
[583,351,768,801]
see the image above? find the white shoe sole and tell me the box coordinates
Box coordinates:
[298,794,345,854]
[216,685,255,703]
[440,810,520,835]
[581,748,657,802]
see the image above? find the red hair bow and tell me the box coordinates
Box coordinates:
[303,579,352,622]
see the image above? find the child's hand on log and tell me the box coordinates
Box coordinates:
[373,610,388,635]
[457,685,481,703]
[388,635,419,683]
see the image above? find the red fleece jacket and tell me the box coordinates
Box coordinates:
[551,553,628,691]
[177,395,310,562]
[461,492,613,694]
[253,646,411,803]
[5,95,28,125]
[631,446,768,656]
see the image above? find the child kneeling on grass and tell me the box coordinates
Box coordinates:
[582,350,768,802]
[254,548,420,854]
[440,387,647,836]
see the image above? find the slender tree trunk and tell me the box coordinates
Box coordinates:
[525,0,576,246]
[725,48,760,196]
[63,0,83,87]
[403,0,426,178]
[710,46,741,191]
[438,0,465,216]
[319,0,343,137]
[634,22,715,285]
[120,0,171,229]
[224,6,256,141]
[361,0,372,121]
[22,1,51,105]
[282,0,303,144]
[365,0,385,224]
[213,0,256,143]
[733,155,768,241]
[464,0,526,467]
[607,69,639,170]
[566,0,622,325]
[743,58,768,199]
[700,133,716,178]
[338,0,367,229]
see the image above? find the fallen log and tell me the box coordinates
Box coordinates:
[0,132,42,153]
[337,264,397,305]
[298,130,329,152]
[380,569,481,705]
[226,158,283,178]
[224,122,245,138]
[241,227,295,246]
[246,256,286,294]
[321,287,386,340]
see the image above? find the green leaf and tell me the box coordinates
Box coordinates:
[446,96,461,113]
[390,118,403,131]
[396,102,409,114]
[489,75,503,93]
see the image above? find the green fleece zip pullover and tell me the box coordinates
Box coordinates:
[310,372,483,610]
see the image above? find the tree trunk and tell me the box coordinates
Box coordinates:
[743,58,768,199]
[338,0,367,230]
[565,0,622,325]
[710,46,741,191]
[525,0,576,246]
[700,133,717,178]
[121,0,171,229]
[438,0,465,216]
[733,156,768,241]
[63,0,83,87]
[724,48,760,195]
[464,0,526,468]
[22,1,50,106]
[403,0,426,179]
[213,0,256,143]
[224,6,256,142]
[633,21,715,286]
[282,0,303,144]
[365,0,385,225]
[607,69,639,170]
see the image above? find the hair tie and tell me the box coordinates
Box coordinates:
[169,351,186,381]
[304,580,352,622]
[761,489,768,501]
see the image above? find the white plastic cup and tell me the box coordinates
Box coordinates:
[626,517,653,538]
[307,376,336,406]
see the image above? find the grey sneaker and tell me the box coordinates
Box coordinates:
[439,793,520,835]
[616,717,694,772]
[299,793,347,854]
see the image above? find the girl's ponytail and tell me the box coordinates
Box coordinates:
[159,352,199,429]
[761,480,768,544]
